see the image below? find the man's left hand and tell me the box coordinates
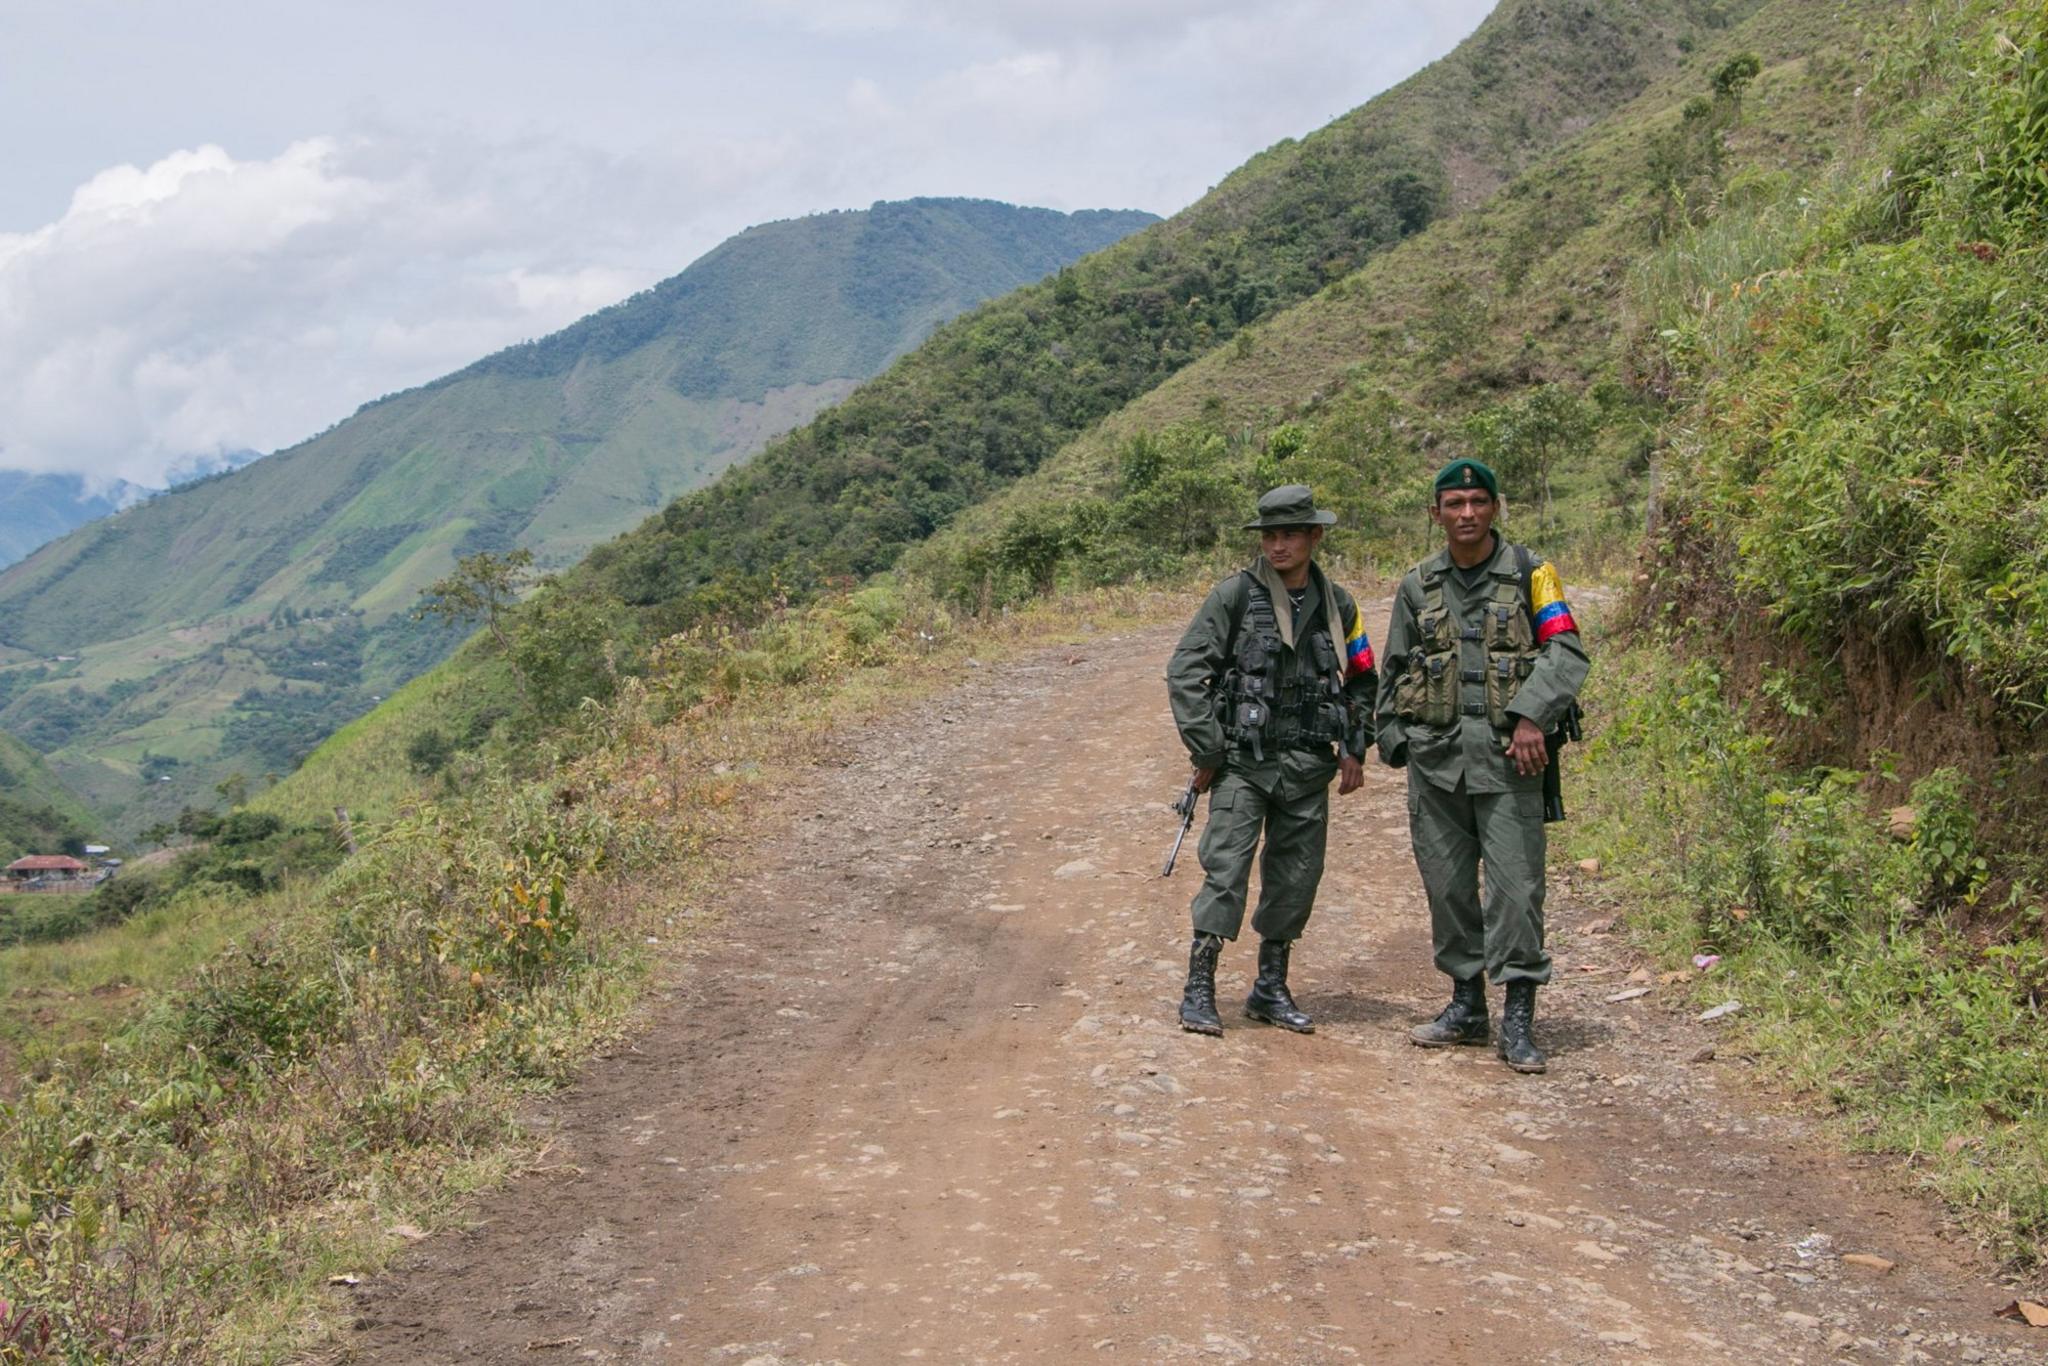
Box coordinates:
[1508,717,1548,777]
[1338,754,1364,794]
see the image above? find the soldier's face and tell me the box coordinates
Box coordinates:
[1260,526,1321,572]
[1431,489,1497,549]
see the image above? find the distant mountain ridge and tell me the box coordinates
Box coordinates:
[0,472,152,570]
[0,197,1155,833]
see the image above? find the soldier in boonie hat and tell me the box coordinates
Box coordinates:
[1163,485,1377,1038]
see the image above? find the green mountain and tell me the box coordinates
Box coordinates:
[581,0,1762,623]
[0,198,1153,831]
[907,0,1879,595]
[0,729,98,862]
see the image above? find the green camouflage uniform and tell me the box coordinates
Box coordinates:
[1376,536,1589,984]
[1166,557,1376,943]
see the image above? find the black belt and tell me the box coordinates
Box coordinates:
[1461,669,1486,683]
[1462,702,1488,716]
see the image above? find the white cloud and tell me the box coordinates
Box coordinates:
[0,0,1496,489]
[0,137,678,488]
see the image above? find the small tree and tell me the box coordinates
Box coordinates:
[509,585,624,722]
[1462,385,1598,532]
[1420,276,1490,364]
[413,549,534,656]
[996,505,1074,596]
[405,727,455,776]
[1712,52,1762,100]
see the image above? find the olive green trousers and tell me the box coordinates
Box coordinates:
[1189,768,1330,942]
[1407,775,1553,984]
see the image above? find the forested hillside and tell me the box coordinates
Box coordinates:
[582,0,1761,625]
[907,0,1878,600]
[0,199,1150,834]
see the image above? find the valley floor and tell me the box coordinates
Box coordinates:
[339,619,2038,1364]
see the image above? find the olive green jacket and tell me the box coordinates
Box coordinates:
[1166,557,1377,790]
[1375,537,1590,794]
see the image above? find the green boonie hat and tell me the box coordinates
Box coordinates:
[1243,484,1337,530]
[1433,457,1499,497]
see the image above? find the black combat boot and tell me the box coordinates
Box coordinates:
[1243,938,1314,1033]
[1408,975,1489,1048]
[1497,980,1548,1073]
[1179,933,1224,1036]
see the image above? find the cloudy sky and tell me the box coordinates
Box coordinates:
[0,0,1492,490]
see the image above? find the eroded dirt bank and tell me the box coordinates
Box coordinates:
[342,620,2038,1364]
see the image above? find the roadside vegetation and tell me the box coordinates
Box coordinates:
[1569,0,2048,1265]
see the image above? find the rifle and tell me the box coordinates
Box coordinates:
[1541,702,1585,824]
[1161,775,1202,877]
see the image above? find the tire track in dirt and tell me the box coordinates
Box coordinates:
[341,619,2037,1364]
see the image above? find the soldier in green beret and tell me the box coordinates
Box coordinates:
[1376,458,1589,1072]
[1165,485,1378,1036]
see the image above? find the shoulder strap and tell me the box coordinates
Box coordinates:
[1244,575,1280,641]
[1220,569,1256,663]
[1512,542,1536,622]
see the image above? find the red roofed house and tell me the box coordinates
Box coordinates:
[6,854,89,888]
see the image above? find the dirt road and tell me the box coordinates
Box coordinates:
[344,619,2038,1364]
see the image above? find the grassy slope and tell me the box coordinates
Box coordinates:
[1559,0,2048,1262]
[0,730,99,860]
[0,201,1151,836]
[909,0,1888,590]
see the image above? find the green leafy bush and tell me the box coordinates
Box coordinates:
[1572,643,2048,1262]
[1658,2,2048,704]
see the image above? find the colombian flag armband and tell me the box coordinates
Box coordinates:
[1345,608,1375,675]
[1529,563,1578,644]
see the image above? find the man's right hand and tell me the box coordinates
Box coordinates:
[1192,766,1217,792]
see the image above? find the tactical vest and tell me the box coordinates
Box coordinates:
[1392,545,1539,731]
[1219,573,1351,762]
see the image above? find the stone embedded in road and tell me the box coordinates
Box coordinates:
[1842,1253,1896,1273]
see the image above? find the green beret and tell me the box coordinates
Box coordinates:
[1433,458,1498,497]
